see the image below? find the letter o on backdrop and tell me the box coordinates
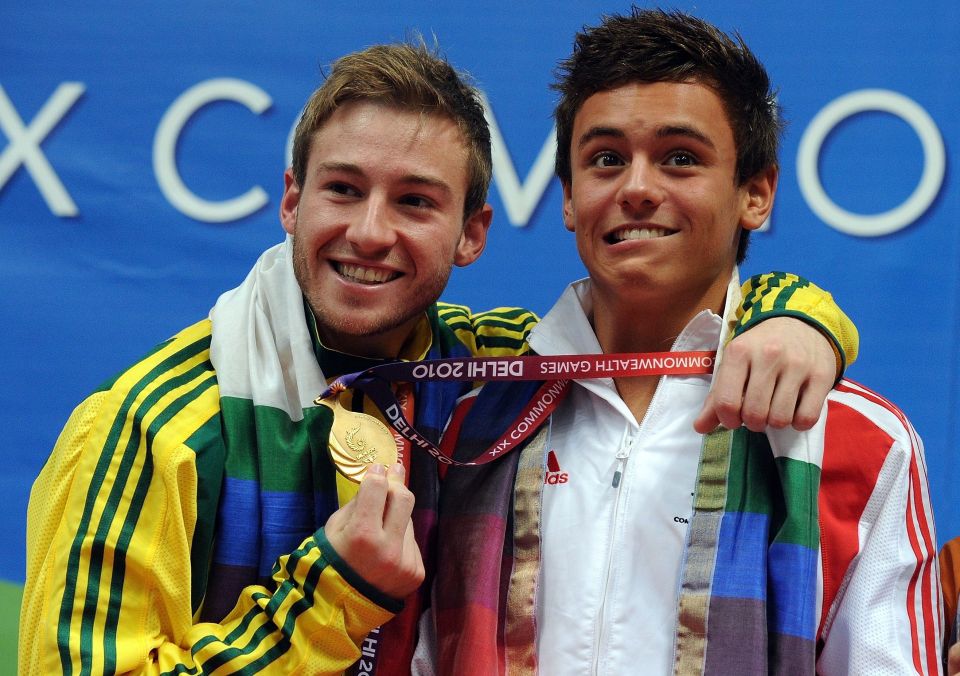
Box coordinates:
[797,89,945,237]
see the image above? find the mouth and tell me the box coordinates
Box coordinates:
[605,226,676,244]
[333,262,401,285]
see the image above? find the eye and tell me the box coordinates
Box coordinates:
[327,182,362,197]
[399,195,435,209]
[590,151,625,169]
[664,151,698,167]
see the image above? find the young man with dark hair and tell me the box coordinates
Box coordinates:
[22,39,856,675]
[428,10,940,675]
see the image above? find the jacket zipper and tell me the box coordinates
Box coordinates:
[591,434,634,675]
[591,360,674,674]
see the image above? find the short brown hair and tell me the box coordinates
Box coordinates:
[291,42,492,220]
[553,9,783,262]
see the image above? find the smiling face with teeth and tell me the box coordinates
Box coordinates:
[280,101,491,357]
[561,80,776,349]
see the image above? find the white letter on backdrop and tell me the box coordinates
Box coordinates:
[154,78,272,223]
[0,83,85,217]
[481,93,557,228]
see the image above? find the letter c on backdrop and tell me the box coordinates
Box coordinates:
[154,78,272,223]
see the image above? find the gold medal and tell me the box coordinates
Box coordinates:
[317,394,397,482]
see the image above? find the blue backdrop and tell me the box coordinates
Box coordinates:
[3,0,959,662]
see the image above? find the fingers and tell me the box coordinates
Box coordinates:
[751,342,802,430]
[322,463,424,599]
[402,519,425,585]
[763,370,802,429]
[382,463,415,537]
[692,393,721,434]
[792,369,833,430]
[695,317,835,434]
[345,462,412,534]
[737,345,779,432]
[347,462,390,525]
[386,462,405,486]
[696,342,751,432]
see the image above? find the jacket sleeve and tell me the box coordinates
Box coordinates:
[437,303,539,357]
[19,326,395,675]
[734,271,859,378]
[815,384,942,675]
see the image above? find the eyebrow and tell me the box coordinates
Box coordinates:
[315,161,452,195]
[656,125,716,150]
[577,126,625,148]
[316,161,365,177]
[576,124,717,151]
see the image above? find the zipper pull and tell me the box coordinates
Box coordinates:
[612,446,630,488]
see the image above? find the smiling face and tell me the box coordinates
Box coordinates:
[562,80,776,335]
[281,100,490,357]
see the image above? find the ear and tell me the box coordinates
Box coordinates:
[454,203,493,267]
[279,167,301,235]
[561,180,575,232]
[739,165,778,231]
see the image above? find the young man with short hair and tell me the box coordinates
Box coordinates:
[430,11,940,674]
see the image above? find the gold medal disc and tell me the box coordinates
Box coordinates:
[317,395,398,482]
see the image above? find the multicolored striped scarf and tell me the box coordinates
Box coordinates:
[203,238,473,673]
[434,379,822,674]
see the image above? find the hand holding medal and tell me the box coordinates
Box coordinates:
[322,461,425,600]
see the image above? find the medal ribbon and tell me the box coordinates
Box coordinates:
[334,352,713,675]
[317,351,715,468]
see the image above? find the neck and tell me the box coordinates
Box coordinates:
[591,290,726,356]
[319,332,404,360]
[588,278,728,422]
[309,310,430,363]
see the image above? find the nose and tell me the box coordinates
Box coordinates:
[345,193,397,255]
[617,160,665,212]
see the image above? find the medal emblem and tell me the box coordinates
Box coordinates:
[317,394,397,482]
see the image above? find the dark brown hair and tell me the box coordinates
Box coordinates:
[553,8,783,261]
